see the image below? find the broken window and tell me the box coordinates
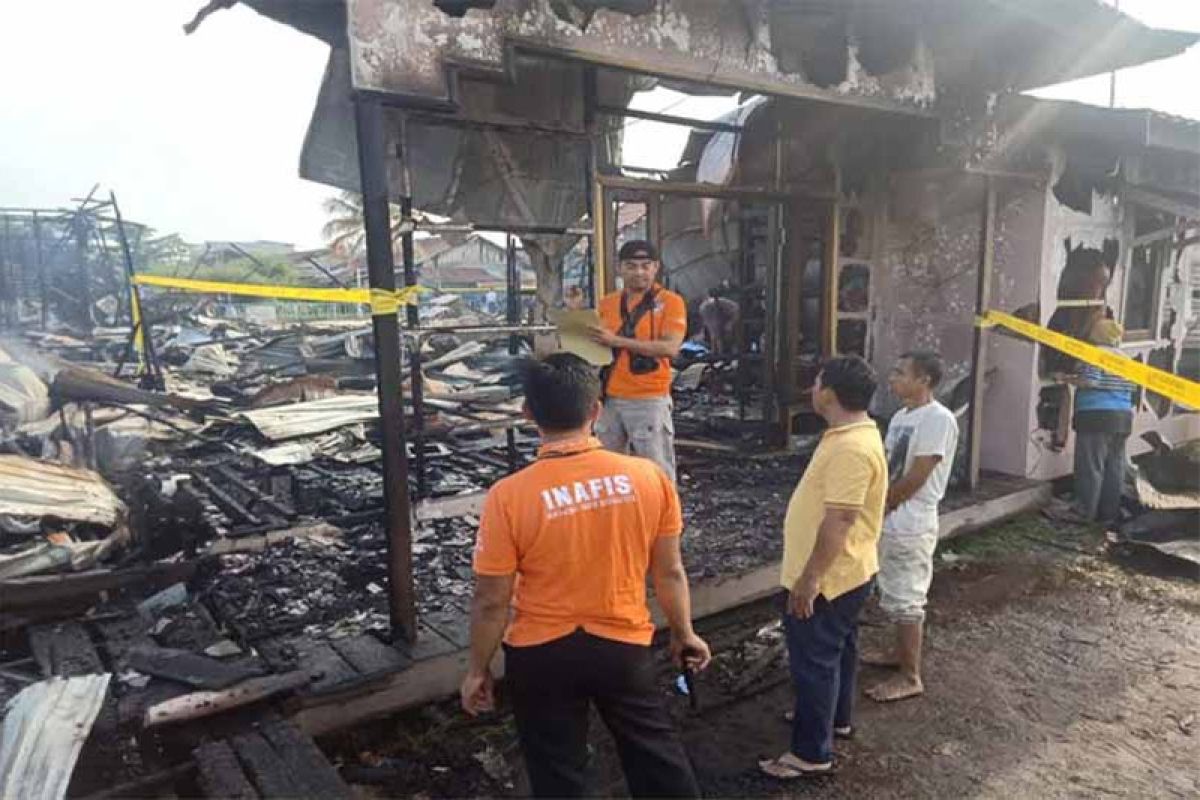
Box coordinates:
[1124,240,1167,337]
[837,263,870,313]
[837,319,868,358]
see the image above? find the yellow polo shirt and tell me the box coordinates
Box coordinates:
[779,420,887,600]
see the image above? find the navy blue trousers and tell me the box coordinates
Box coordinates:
[781,581,872,764]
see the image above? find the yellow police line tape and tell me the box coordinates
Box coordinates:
[979,309,1200,410]
[132,274,425,316]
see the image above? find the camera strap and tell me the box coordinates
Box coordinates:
[600,288,660,398]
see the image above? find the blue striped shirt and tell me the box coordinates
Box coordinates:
[1075,347,1135,412]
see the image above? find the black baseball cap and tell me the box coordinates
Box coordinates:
[618,239,659,262]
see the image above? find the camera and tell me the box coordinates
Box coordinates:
[629,353,660,374]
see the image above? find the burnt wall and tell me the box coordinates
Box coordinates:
[870,173,983,416]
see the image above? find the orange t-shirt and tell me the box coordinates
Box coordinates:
[597,285,687,399]
[472,437,683,647]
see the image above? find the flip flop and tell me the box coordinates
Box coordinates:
[758,753,833,780]
[866,677,925,703]
[780,710,854,738]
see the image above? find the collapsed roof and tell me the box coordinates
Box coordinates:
[190,1,1197,233]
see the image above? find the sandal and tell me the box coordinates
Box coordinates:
[865,675,925,703]
[758,753,833,780]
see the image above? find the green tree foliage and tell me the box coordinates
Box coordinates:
[322,190,407,257]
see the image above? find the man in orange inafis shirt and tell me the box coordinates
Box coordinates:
[461,353,710,798]
[590,240,687,480]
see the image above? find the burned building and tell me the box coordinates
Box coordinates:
[1,5,1198,787]
[210,0,1196,471]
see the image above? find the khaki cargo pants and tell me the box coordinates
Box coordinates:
[595,396,676,482]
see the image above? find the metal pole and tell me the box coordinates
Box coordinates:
[505,233,519,471]
[967,175,997,491]
[75,213,95,333]
[400,196,426,495]
[111,193,163,389]
[1,215,11,328]
[34,212,46,328]
[397,116,427,496]
[305,256,349,289]
[355,94,417,644]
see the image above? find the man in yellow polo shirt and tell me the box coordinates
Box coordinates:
[759,355,887,780]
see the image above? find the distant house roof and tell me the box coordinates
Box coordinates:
[412,236,457,265]
[431,265,504,286]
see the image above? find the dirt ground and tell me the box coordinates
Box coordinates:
[325,514,1199,799]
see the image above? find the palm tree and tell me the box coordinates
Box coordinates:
[322,191,408,258]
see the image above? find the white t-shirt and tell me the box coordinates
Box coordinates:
[883,400,959,536]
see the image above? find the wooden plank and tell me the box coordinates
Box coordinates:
[126,645,266,690]
[92,615,153,671]
[27,621,104,677]
[329,634,410,676]
[231,732,297,798]
[292,647,473,738]
[117,680,191,728]
[195,740,258,798]
[423,608,471,649]
[195,740,257,798]
[78,761,197,800]
[257,637,359,694]
[144,671,312,729]
[822,193,839,359]
[403,621,460,662]
[259,719,352,799]
[0,560,198,611]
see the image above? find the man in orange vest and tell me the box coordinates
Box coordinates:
[590,240,687,480]
[461,353,710,798]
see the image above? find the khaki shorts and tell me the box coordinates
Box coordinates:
[595,396,676,481]
[877,529,939,624]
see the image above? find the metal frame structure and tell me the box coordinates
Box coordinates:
[0,190,155,360]
[349,55,849,642]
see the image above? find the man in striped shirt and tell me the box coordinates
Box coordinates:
[1067,317,1136,524]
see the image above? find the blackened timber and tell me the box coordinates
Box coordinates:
[258,719,353,799]
[355,95,417,644]
[330,634,410,676]
[230,732,298,797]
[194,741,258,799]
[27,621,104,677]
[125,645,266,690]
[192,472,263,527]
[212,465,293,519]
[595,104,745,134]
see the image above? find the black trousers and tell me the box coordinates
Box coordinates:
[504,630,699,799]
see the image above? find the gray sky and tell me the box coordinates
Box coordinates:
[0,1,1196,250]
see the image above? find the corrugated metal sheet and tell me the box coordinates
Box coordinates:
[237,395,379,441]
[0,674,112,800]
[0,456,126,527]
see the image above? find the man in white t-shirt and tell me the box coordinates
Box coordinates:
[865,351,958,703]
